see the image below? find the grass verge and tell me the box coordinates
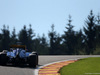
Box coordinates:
[60,57,100,75]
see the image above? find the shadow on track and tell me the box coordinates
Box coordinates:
[0,64,38,69]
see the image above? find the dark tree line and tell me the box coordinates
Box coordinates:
[0,10,100,55]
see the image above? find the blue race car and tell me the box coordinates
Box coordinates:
[0,45,38,67]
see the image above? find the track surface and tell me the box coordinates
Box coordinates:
[0,55,100,75]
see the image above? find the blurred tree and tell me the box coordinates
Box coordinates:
[32,34,49,55]
[54,34,63,54]
[18,25,35,51]
[83,10,96,54]
[10,27,17,45]
[96,13,100,24]
[0,25,10,50]
[48,24,57,55]
[27,24,35,51]
[75,30,85,54]
[32,36,41,53]
[0,33,2,51]
[18,25,29,49]
[95,13,100,46]
[0,33,2,40]
[63,15,76,55]
[41,34,48,49]
[39,34,49,54]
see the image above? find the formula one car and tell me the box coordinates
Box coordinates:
[0,45,38,67]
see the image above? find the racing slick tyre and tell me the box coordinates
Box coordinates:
[31,52,38,65]
[0,54,9,65]
[36,54,38,65]
[28,54,37,68]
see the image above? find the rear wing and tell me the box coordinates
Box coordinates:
[10,45,26,50]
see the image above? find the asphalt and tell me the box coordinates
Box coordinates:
[0,55,100,75]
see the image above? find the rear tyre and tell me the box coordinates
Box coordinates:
[31,52,38,66]
[36,54,38,65]
[28,54,37,68]
[0,54,9,65]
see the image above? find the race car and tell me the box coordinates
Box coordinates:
[0,45,38,67]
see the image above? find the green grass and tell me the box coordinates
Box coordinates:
[60,57,100,75]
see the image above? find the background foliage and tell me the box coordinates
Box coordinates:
[0,10,100,55]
